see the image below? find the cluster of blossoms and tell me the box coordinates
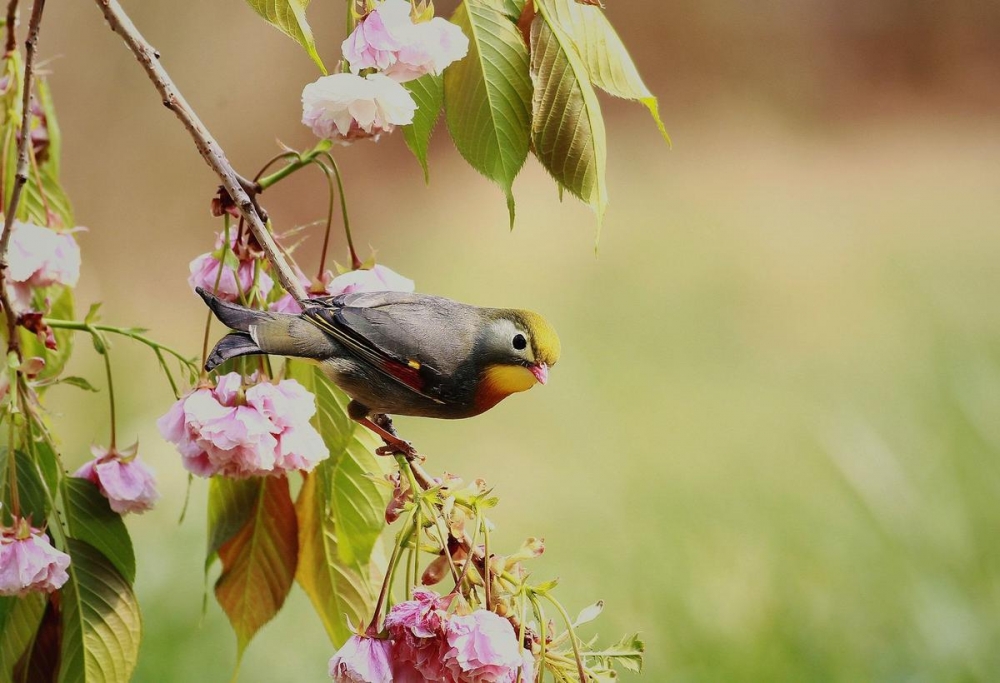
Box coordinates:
[302,0,468,143]
[4,219,81,314]
[330,590,534,683]
[73,443,160,515]
[157,372,327,478]
[0,519,70,596]
[187,230,274,304]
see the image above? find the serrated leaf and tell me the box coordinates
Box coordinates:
[287,361,387,566]
[592,633,645,674]
[541,0,669,143]
[402,74,445,183]
[295,468,381,645]
[244,0,326,74]
[63,478,136,585]
[13,596,60,683]
[0,593,46,683]
[444,0,532,227]
[214,476,298,659]
[57,376,99,392]
[529,6,608,228]
[58,539,141,683]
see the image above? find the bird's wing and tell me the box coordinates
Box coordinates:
[301,294,465,403]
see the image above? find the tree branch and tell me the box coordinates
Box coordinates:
[4,0,19,54]
[92,0,307,302]
[0,0,46,357]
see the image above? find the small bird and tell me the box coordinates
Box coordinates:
[196,287,560,456]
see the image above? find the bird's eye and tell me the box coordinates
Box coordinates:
[512,333,528,351]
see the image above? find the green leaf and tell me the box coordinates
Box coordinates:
[56,376,99,392]
[0,594,46,683]
[13,596,60,683]
[402,74,445,183]
[214,476,298,659]
[63,478,136,585]
[592,632,645,674]
[529,5,608,228]
[58,539,142,683]
[444,0,532,227]
[0,449,50,526]
[243,0,326,74]
[206,477,260,566]
[295,468,381,645]
[541,0,669,143]
[287,361,387,566]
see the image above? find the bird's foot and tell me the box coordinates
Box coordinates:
[356,416,421,460]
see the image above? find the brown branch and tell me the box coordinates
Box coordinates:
[93,0,307,302]
[4,0,18,54]
[0,0,46,358]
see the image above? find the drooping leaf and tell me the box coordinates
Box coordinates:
[0,594,46,683]
[402,74,445,183]
[55,376,99,392]
[213,476,298,659]
[295,468,381,645]
[13,596,61,683]
[540,0,669,143]
[58,539,142,683]
[444,0,533,227]
[529,7,608,228]
[286,361,386,645]
[287,361,387,566]
[63,478,136,585]
[243,0,326,74]
[205,477,260,568]
[0,449,50,526]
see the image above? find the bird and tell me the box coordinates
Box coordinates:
[196,287,560,456]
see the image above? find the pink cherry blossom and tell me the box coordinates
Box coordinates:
[73,443,159,515]
[0,521,70,596]
[302,73,416,143]
[328,635,393,683]
[157,373,328,479]
[444,610,525,683]
[342,0,468,83]
[4,220,81,313]
[187,231,274,303]
[325,264,415,297]
[385,590,456,681]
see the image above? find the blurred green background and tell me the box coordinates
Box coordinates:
[34,0,1000,680]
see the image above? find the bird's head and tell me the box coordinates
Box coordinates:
[474,309,561,410]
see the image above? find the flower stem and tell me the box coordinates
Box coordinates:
[95,330,117,449]
[43,319,198,372]
[255,141,332,191]
[540,593,587,682]
[318,152,360,270]
[311,160,337,281]
[6,375,20,517]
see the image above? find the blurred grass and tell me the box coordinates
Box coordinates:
[29,0,1000,680]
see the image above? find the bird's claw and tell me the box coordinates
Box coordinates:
[376,440,420,460]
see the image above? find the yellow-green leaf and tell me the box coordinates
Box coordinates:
[541,0,669,143]
[444,0,532,227]
[529,7,608,228]
[244,0,326,74]
[402,74,445,183]
[214,476,298,659]
[58,539,142,683]
[0,594,46,683]
[295,469,381,645]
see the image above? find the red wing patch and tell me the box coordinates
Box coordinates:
[379,358,425,392]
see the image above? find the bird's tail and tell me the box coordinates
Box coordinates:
[197,286,336,371]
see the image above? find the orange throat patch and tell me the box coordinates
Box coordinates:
[475,364,539,412]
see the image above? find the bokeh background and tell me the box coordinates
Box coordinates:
[36,0,1000,680]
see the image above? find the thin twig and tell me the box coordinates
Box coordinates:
[0,0,45,358]
[93,0,307,302]
[4,0,18,54]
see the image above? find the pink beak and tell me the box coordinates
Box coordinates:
[530,363,549,385]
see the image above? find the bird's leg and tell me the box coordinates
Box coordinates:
[348,401,419,459]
